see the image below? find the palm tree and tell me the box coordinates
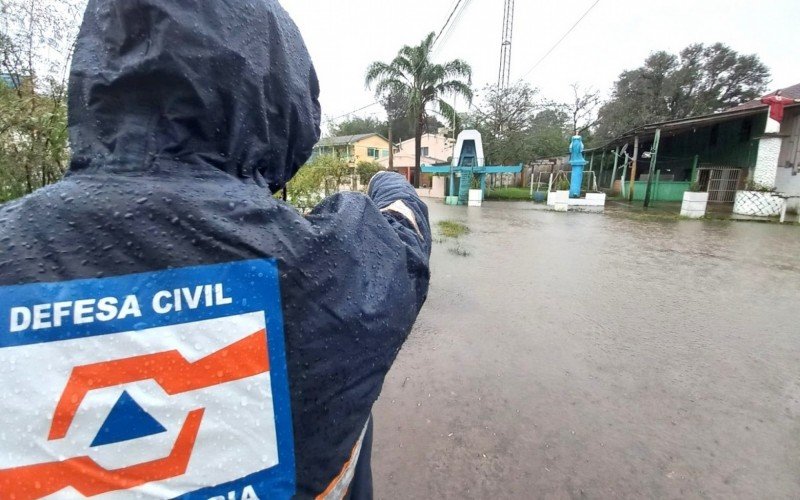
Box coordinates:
[366,32,472,187]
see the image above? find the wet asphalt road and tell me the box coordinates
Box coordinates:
[371,201,800,499]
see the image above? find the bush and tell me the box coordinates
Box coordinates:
[286,163,326,212]
[286,154,356,211]
[357,161,382,186]
[485,187,531,201]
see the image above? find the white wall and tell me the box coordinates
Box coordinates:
[396,134,454,163]
[776,108,800,211]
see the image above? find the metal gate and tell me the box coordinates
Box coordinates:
[698,167,742,203]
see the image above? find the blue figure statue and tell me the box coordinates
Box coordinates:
[568,135,587,198]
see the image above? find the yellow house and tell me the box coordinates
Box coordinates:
[313,133,391,163]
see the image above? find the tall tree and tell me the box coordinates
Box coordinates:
[471,83,540,165]
[596,43,770,141]
[465,84,569,165]
[326,112,443,143]
[365,32,472,187]
[327,116,387,138]
[567,83,601,137]
[529,107,571,158]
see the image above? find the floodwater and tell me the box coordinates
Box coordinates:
[372,201,800,499]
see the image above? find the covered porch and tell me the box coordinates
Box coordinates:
[589,107,767,207]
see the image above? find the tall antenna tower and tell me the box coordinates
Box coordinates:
[497,0,515,89]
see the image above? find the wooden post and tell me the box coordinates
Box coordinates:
[629,136,639,202]
[609,146,620,190]
[691,154,699,184]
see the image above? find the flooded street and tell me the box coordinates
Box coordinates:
[372,201,800,499]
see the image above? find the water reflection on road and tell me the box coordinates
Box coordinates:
[374,200,800,499]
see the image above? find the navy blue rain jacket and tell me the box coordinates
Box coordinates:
[0,0,431,497]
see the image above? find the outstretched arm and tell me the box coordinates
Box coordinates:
[367,171,432,258]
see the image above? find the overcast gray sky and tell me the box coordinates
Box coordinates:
[281,0,800,131]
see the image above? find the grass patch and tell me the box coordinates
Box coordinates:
[485,187,531,201]
[437,220,470,238]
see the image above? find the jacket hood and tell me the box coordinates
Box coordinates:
[68,0,321,192]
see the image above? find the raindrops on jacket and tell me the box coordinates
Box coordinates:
[0,0,431,496]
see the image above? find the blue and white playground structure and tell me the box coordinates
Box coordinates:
[421,130,523,206]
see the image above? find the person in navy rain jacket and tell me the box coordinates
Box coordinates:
[0,0,431,498]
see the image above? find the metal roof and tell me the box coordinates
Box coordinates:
[315,133,387,147]
[600,83,800,148]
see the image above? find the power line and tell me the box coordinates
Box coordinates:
[328,102,382,123]
[433,0,474,57]
[329,0,473,125]
[432,0,464,48]
[517,0,600,81]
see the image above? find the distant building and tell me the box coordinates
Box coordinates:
[378,133,455,184]
[0,73,21,89]
[312,133,390,164]
[593,83,800,212]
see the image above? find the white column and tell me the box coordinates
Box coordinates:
[753,113,784,189]
[765,116,781,134]
[754,137,782,188]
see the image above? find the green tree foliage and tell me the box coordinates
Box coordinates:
[327,113,443,143]
[319,153,352,190]
[529,108,571,157]
[328,116,387,138]
[465,84,570,165]
[285,160,327,212]
[286,155,355,212]
[376,90,447,142]
[356,160,382,185]
[596,43,771,141]
[0,0,84,203]
[366,32,472,187]
[0,80,69,202]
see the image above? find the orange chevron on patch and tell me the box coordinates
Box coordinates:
[0,409,204,499]
[49,329,269,441]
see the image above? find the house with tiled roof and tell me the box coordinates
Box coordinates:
[312,133,390,164]
[377,133,455,185]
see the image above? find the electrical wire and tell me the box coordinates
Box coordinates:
[328,102,383,122]
[517,0,600,81]
[433,0,464,48]
[432,0,474,57]
[329,0,473,125]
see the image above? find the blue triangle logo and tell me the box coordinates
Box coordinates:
[91,391,167,447]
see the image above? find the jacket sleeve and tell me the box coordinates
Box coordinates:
[305,170,431,313]
[290,172,431,494]
[367,171,432,258]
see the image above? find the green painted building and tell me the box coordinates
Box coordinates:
[590,91,800,205]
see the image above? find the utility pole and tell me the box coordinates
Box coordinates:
[497,0,515,89]
[388,127,394,172]
[609,146,620,190]
[629,135,639,203]
[643,129,661,208]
